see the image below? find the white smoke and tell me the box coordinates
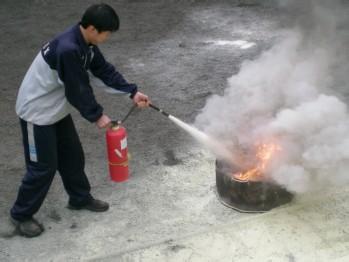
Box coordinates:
[195,0,349,193]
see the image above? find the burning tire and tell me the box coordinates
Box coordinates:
[215,160,293,213]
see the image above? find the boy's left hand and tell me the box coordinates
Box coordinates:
[133,91,150,108]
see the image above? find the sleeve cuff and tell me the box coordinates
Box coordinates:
[129,86,138,99]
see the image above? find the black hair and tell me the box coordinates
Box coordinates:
[80,3,119,32]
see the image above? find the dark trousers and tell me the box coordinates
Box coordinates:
[10,115,92,221]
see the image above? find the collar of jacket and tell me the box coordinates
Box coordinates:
[74,23,94,53]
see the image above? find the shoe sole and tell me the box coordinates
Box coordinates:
[67,204,109,212]
[10,217,44,238]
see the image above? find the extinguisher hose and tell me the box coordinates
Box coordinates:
[111,104,138,127]
[149,103,170,117]
[120,104,138,124]
[112,103,170,127]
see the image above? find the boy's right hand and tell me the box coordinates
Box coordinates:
[96,114,111,129]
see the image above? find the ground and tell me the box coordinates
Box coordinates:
[1,0,349,261]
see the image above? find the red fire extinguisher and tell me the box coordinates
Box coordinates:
[106,123,129,182]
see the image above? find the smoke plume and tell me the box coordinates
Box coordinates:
[195,0,349,193]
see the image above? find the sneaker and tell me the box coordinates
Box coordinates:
[10,217,44,238]
[68,198,109,212]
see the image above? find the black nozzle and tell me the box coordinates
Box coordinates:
[149,104,170,117]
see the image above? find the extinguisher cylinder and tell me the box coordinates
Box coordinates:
[106,125,129,182]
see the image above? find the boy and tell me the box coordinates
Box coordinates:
[10,3,149,237]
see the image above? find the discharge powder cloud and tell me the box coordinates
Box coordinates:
[195,0,349,193]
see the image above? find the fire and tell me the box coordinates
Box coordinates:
[233,143,281,182]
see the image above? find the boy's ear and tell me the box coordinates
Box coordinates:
[87,25,98,33]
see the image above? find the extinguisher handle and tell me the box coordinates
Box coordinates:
[110,120,120,128]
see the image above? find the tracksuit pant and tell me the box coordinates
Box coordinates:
[10,114,92,221]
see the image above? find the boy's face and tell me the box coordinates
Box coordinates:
[88,26,111,45]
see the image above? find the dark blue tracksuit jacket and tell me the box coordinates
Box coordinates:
[16,24,138,125]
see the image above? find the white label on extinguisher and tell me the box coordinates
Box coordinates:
[114,149,123,158]
[121,137,127,150]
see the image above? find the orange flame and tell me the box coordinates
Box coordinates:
[233,143,281,182]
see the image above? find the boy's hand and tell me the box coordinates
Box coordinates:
[133,91,150,108]
[96,114,111,129]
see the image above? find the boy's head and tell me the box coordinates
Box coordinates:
[80,3,119,44]
[80,3,119,32]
